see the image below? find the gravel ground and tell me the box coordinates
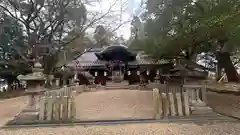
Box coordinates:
[0,90,240,135]
[207,91,240,119]
[75,90,154,120]
[1,122,240,135]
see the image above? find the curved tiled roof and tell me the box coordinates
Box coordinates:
[67,51,107,68]
[67,47,171,69]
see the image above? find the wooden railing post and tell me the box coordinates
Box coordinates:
[168,92,176,116]
[152,85,192,118]
[183,92,190,116]
[39,96,46,120]
[38,86,78,121]
[162,93,169,117]
[152,88,162,119]
[46,95,54,120]
[70,91,77,121]
[176,92,183,116]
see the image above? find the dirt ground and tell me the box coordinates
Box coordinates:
[75,90,154,121]
[0,96,28,126]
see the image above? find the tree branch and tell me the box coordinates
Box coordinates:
[62,0,118,47]
[0,4,26,26]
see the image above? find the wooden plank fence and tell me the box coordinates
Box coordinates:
[152,84,206,119]
[39,87,77,121]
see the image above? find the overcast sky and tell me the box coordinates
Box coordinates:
[85,0,142,40]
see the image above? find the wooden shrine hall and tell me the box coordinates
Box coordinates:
[64,45,174,86]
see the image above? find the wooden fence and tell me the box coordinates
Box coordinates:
[38,87,77,121]
[152,84,206,119]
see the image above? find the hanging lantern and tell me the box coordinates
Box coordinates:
[146,70,150,75]
[128,71,131,75]
[74,73,78,80]
[156,70,159,75]
[104,71,107,76]
[95,72,98,76]
[137,71,140,75]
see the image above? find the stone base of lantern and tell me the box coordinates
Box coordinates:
[25,94,41,111]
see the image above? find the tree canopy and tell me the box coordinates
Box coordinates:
[131,0,240,82]
[0,13,31,84]
[0,0,131,84]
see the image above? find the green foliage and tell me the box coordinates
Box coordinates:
[0,14,27,61]
[130,16,141,39]
[128,39,144,51]
[0,0,88,74]
[0,14,31,79]
[137,0,240,59]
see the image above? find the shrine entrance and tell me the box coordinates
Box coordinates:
[108,60,125,83]
[112,70,124,82]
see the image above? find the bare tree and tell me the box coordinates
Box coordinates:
[0,0,132,74]
[64,0,131,45]
[0,0,86,57]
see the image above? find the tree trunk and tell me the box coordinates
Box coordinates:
[216,52,239,82]
[216,63,222,81]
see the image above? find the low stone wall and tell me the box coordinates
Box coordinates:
[206,91,240,119]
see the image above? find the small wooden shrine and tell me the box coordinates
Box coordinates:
[163,58,209,84]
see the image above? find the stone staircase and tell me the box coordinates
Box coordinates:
[190,101,213,115]
[103,81,142,90]
[105,81,130,89]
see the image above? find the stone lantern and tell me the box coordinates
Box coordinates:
[17,62,46,109]
[154,69,160,83]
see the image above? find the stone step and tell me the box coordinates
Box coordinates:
[105,87,129,90]
[106,82,128,85]
[105,82,129,89]
[91,82,142,90]
[191,106,212,111]
[191,106,213,115]
[105,83,142,90]
[105,86,130,89]
[190,100,206,107]
[15,112,39,121]
[106,84,129,87]
[22,107,39,113]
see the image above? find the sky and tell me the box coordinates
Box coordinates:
[1,0,142,41]
[85,0,142,40]
[121,0,142,39]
